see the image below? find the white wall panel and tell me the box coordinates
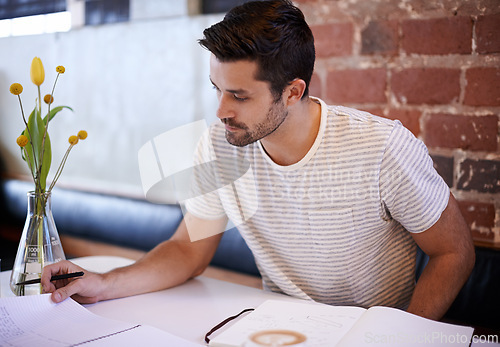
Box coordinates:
[0,13,222,200]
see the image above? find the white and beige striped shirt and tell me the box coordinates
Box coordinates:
[186,97,449,309]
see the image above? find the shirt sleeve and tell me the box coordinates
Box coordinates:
[379,121,450,233]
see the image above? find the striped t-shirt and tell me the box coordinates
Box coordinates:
[185,97,449,309]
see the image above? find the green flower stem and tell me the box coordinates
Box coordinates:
[36,86,43,194]
[40,73,59,174]
[37,86,42,131]
[24,192,46,294]
[17,95,27,126]
[50,73,60,98]
[48,144,74,192]
[38,85,48,190]
[37,86,42,121]
[17,95,37,183]
[36,193,45,283]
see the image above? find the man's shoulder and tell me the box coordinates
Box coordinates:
[327,104,397,129]
[322,104,404,146]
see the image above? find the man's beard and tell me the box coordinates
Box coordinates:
[223,100,288,147]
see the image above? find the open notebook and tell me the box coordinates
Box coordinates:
[209,299,474,347]
[0,294,200,346]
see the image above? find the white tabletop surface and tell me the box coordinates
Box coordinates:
[0,256,301,345]
[1,256,498,346]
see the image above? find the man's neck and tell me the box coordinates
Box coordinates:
[260,97,321,166]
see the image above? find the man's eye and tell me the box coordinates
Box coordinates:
[233,95,247,101]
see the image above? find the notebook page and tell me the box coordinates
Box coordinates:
[209,299,366,347]
[337,306,474,347]
[0,294,200,346]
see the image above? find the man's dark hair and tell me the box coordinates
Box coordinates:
[199,0,315,100]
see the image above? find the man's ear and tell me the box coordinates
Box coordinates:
[284,78,307,106]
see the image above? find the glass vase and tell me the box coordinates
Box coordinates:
[10,191,66,296]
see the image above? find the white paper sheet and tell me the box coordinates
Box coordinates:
[209,300,475,347]
[0,294,201,346]
[337,306,474,347]
[209,299,367,347]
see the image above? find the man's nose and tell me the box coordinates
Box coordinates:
[216,94,234,120]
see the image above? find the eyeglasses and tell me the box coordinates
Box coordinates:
[204,307,255,343]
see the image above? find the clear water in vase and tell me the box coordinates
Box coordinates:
[10,191,66,296]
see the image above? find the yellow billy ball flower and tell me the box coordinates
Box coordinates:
[17,134,28,147]
[68,135,79,145]
[44,94,54,104]
[77,130,88,140]
[56,65,65,74]
[30,57,45,86]
[10,83,23,95]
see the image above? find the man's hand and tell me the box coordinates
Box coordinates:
[41,260,108,304]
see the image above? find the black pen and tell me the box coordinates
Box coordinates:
[16,271,84,286]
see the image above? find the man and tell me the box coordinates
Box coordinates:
[42,0,474,321]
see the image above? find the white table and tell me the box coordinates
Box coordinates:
[1,256,498,346]
[0,256,301,345]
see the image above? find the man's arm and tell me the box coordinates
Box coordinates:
[407,193,475,320]
[41,213,227,304]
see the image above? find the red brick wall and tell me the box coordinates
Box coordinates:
[296,0,500,247]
